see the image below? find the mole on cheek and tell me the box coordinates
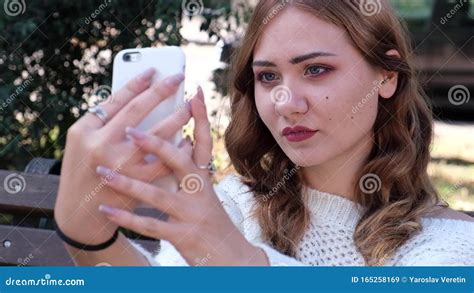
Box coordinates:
[326,96,331,121]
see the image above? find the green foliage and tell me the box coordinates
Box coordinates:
[0,0,240,170]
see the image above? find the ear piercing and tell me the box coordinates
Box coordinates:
[381,76,391,85]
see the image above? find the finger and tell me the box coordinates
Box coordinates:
[126,128,197,179]
[125,162,173,183]
[144,93,198,153]
[104,73,185,139]
[180,136,194,156]
[191,86,213,166]
[126,137,193,181]
[120,135,191,182]
[98,204,177,240]
[148,99,192,140]
[81,68,156,129]
[96,166,180,217]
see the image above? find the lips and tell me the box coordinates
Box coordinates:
[282,125,317,136]
[282,126,318,142]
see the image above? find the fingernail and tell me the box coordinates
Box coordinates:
[125,127,148,140]
[164,73,185,87]
[96,165,112,177]
[197,86,204,102]
[136,68,156,82]
[98,204,121,217]
[185,135,193,145]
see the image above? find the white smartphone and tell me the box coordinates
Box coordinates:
[112,46,186,193]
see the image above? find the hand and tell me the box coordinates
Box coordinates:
[55,68,192,244]
[96,88,269,266]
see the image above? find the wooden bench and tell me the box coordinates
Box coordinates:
[0,158,164,266]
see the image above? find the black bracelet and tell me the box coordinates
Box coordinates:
[55,222,120,251]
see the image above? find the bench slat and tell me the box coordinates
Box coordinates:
[0,170,58,215]
[0,170,167,220]
[0,225,159,266]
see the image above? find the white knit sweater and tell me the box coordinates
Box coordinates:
[131,174,474,266]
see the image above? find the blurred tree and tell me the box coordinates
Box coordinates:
[0,0,245,170]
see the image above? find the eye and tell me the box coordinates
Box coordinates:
[305,65,330,77]
[256,72,280,83]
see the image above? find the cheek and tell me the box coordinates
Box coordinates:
[346,79,380,128]
[321,83,379,146]
[255,90,276,129]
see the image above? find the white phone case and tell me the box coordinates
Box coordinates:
[112,46,186,193]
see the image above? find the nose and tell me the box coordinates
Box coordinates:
[273,85,309,120]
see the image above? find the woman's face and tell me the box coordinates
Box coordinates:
[253,7,385,167]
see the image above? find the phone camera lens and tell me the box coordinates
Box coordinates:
[123,54,131,62]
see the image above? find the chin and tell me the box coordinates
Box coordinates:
[282,149,331,167]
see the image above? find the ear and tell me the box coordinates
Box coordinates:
[378,49,400,99]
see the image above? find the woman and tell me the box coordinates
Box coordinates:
[54,0,474,266]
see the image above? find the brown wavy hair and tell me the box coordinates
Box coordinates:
[224,0,444,265]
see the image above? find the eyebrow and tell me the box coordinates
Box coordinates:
[252,51,337,67]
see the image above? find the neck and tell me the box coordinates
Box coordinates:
[301,136,373,201]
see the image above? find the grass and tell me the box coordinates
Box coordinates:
[429,122,474,211]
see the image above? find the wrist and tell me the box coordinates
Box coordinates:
[248,246,270,266]
[55,221,120,251]
[54,208,119,246]
[237,242,270,266]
